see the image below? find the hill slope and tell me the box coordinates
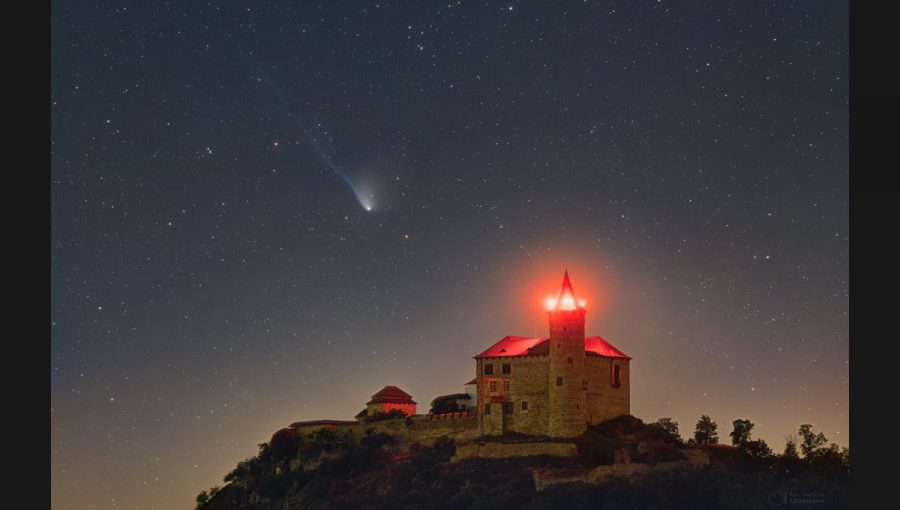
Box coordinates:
[198,416,848,510]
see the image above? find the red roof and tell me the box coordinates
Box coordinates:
[585,336,631,359]
[475,335,631,359]
[371,385,412,399]
[368,385,416,405]
[464,378,477,385]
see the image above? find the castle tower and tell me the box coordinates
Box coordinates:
[546,270,587,437]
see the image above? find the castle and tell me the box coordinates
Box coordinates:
[288,271,631,441]
[475,271,631,437]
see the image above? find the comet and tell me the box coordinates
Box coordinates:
[257,70,377,212]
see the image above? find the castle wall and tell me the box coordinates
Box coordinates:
[477,355,551,436]
[585,356,630,423]
[297,414,478,447]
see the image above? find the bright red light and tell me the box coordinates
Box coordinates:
[545,270,585,311]
[545,297,557,311]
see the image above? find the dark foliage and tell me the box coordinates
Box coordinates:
[269,428,300,461]
[692,414,719,445]
[363,409,408,423]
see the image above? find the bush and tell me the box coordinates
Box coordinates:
[364,409,408,423]
[269,428,300,461]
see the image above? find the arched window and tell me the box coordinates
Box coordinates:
[612,364,621,388]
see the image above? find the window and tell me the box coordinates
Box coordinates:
[484,363,494,375]
[489,380,498,392]
[582,379,588,390]
[521,401,528,411]
[567,357,573,365]
[503,380,510,392]
[556,376,563,387]
[503,402,513,414]
[612,364,621,388]
[484,404,491,415]
[502,363,511,374]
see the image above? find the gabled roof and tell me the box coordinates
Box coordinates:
[475,336,546,358]
[585,336,632,359]
[464,378,477,385]
[475,335,631,360]
[367,385,417,405]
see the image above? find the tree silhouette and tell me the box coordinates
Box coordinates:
[783,434,799,458]
[798,424,828,458]
[692,415,719,445]
[729,419,754,446]
[649,417,681,441]
[727,418,770,457]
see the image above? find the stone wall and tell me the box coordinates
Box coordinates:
[451,441,577,462]
[477,355,551,436]
[585,356,631,424]
[300,414,478,448]
[476,353,630,436]
[532,448,709,492]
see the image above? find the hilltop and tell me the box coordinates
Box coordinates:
[197,415,848,510]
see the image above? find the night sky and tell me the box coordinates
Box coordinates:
[51,1,848,509]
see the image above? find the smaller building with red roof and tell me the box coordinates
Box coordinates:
[365,385,417,417]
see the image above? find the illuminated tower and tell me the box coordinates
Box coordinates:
[546,270,587,437]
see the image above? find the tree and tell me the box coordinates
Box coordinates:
[729,419,754,446]
[649,417,681,441]
[727,419,770,458]
[257,442,272,462]
[194,486,220,510]
[742,438,772,458]
[692,415,719,445]
[783,436,799,458]
[195,490,209,510]
[798,424,828,458]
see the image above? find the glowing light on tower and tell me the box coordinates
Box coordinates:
[545,270,585,312]
[545,297,557,311]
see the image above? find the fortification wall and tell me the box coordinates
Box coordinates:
[452,441,577,462]
[308,414,478,447]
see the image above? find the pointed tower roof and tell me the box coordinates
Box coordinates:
[548,270,582,311]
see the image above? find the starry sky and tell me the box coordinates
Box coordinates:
[51,1,848,509]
